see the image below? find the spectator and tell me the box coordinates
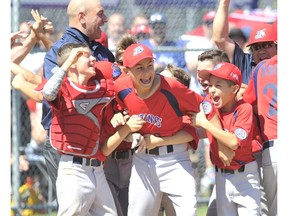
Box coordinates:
[128,14,150,41]
[107,13,126,53]
[141,12,186,73]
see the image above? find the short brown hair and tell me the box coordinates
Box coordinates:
[164,64,191,87]
[198,49,230,65]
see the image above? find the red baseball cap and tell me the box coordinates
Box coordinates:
[198,62,242,87]
[123,44,154,67]
[272,19,277,43]
[246,23,274,47]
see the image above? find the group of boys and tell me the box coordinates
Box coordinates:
[11,0,278,215]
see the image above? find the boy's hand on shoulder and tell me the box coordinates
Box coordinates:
[188,104,208,128]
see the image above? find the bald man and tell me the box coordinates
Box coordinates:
[41,0,115,211]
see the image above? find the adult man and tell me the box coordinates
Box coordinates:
[41,0,114,203]
[213,0,277,85]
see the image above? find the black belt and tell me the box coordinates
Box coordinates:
[72,156,103,167]
[145,145,174,156]
[215,165,245,174]
[111,150,133,159]
[263,140,274,150]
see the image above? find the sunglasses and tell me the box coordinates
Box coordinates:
[250,42,274,52]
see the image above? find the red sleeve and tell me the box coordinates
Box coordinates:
[170,79,204,113]
[182,116,199,150]
[243,70,257,105]
[114,76,129,111]
[231,103,254,148]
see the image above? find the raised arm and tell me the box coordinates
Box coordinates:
[11,9,54,63]
[11,28,39,64]
[213,0,235,62]
[11,62,42,85]
[42,47,88,101]
[30,9,54,50]
[11,73,43,103]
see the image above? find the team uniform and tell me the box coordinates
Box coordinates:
[42,27,115,195]
[206,99,261,216]
[37,65,117,216]
[114,74,204,216]
[244,55,278,215]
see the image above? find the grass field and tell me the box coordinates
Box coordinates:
[197,204,208,216]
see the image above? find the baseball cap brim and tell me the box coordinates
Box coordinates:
[125,55,154,68]
[197,69,211,81]
[197,69,227,81]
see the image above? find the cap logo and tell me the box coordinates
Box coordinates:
[229,72,239,82]
[133,45,144,56]
[213,63,225,70]
[254,28,267,40]
[213,63,224,70]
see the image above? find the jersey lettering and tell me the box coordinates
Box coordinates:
[139,113,162,128]
[263,83,277,117]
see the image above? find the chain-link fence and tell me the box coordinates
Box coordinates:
[11,0,277,215]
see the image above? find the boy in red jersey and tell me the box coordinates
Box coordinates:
[244,55,278,215]
[113,43,210,215]
[37,42,146,215]
[191,62,261,215]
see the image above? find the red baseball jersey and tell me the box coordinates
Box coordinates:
[207,100,255,169]
[37,77,115,161]
[244,55,277,141]
[114,75,204,140]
